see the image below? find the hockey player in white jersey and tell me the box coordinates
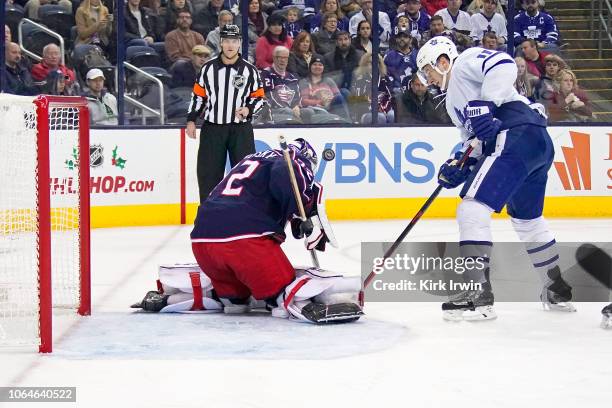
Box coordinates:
[416,37,575,320]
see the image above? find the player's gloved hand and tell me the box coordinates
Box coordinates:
[466,100,502,143]
[305,216,331,251]
[291,217,313,239]
[438,152,478,189]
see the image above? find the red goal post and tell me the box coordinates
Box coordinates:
[0,95,91,353]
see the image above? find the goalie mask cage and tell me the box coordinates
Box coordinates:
[0,95,91,353]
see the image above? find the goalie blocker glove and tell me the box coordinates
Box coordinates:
[290,182,338,251]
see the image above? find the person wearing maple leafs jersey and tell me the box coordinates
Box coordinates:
[83,68,118,125]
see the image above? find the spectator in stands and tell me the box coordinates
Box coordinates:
[420,0,447,17]
[299,55,351,122]
[546,69,594,122]
[520,39,548,78]
[312,12,340,55]
[256,14,293,69]
[170,44,211,88]
[164,0,194,35]
[165,10,204,65]
[260,46,308,123]
[352,20,372,54]
[285,7,304,39]
[125,0,156,45]
[324,31,363,91]
[248,0,268,37]
[194,0,228,38]
[310,0,350,33]
[349,0,392,50]
[3,42,38,96]
[5,25,12,43]
[514,0,559,52]
[435,0,472,35]
[24,0,72,20]
[420,15,472,50]
[75,0,113,53]
[341,0,362,16]
[42,69,77,96]
[398,0,431,43]
[205,10,235,57]
[481,30,499,50]
[514,56,539,101]
[469,0,507,49]
[350,52,395,124]
[84,68,118,125]
[399,73,451,124]
[466,0,504,17]
[384,29,417,92]
[32,44,76,86]
[288,31,316,79]
[536,53,567,102]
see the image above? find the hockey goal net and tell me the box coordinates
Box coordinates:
[0,95,90,353]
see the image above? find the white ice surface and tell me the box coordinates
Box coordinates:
[1,219,611,408]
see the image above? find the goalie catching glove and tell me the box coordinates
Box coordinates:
[290,182,338,251]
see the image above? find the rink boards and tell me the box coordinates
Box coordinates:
[79,126,612,227]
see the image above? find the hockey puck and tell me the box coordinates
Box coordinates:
[322,148,336,161]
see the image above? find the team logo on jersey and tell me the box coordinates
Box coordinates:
[90,144,104,168]
[232,74,245,88]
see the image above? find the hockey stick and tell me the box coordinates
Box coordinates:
[278,135,320,268]
[359,138,479,305]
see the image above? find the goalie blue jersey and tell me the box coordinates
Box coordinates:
[191,149,315,242]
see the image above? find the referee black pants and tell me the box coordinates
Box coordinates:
[197,121,255,203]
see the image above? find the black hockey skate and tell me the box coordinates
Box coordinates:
[601,303,612,329]
[130,291,169,312]
[442,288,496,321]
[301,302,364,324]
[540,267,576,312]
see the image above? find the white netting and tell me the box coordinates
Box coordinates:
[0,95,83,348]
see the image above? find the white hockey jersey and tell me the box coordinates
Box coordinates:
[445,47,529,139]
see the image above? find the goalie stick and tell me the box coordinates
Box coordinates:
[278,135,320,268]
[359,138,480,306]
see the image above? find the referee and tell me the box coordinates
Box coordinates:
[186,24,265,203]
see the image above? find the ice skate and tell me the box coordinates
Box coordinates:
[540,268,576,313]
[442,289,496,322]
[601,303,612,329]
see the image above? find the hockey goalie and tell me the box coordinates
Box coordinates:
[132,139,363,324]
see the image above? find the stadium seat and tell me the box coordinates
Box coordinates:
[20,22,61,58]
[149,42,169,68]
[5,5,25,40]
[37,4,66,21]
[127,66,172,93]
[126,46,161,68]
[41,10,76,44]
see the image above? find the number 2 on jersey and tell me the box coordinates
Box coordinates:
[221,160,260,196]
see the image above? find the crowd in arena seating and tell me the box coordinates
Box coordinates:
[2,0,595,125]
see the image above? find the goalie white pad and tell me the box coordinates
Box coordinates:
[277,267,363,323]
[310,183,338,249]
[157,263,223,313]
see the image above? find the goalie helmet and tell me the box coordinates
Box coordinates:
[289,138,318,170]
[416,37,458,90]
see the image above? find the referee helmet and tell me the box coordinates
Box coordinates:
[220,24,242,39]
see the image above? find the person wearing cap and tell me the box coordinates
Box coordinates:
[164,9,205,65]
[186,24,264,204]
[255,14,294,69]
[169,44,212,88]
[383,28,417,92]
[398,72,451,124]
[84,68,118,126]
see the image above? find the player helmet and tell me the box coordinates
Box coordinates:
[289,138,318,170]
[416,37,458,91]
[220,24,241,39]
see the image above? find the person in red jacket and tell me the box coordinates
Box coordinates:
[255,13,293,69]
[31,43,76,86]
[420,0,447,17]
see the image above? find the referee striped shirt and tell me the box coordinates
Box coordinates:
[187,56,265,124]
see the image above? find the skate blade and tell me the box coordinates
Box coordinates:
[463,306,497,321]
[442,310,465,322]
[601,316,612,330]
[542,302,577,312]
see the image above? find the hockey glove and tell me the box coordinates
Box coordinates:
[438,152,478,189]
[466,100,502,143]
[291,217,313,239]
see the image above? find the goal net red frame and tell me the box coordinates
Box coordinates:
[1,95,91,353]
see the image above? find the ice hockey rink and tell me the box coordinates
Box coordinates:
[1,218,611,408]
